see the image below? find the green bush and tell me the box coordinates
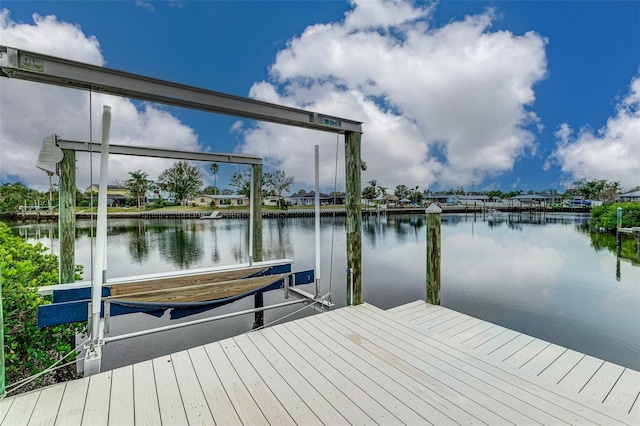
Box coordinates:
[0,222,83,391]
[590,202,640,231]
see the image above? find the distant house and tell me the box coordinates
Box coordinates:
[618,190,640,202]
[288,192,338,206]
[194,194,249,207]
[457,195,490,203]
[511,194,551,205]
[263,196,280,206]
[146,185,174,203]
[86,184,129,206]
[426,193,458,204]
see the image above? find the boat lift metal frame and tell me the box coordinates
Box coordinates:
[0,45,364,307]
[1,45,362,375]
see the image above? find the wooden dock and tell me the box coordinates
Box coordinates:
[1,302,638,425]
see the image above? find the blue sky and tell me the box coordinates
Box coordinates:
[1,0,638,194]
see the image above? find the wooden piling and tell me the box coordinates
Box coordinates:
[426,203,442,305]
[345,131,362,305]
[59,149,76,284]
[252,164,264,329]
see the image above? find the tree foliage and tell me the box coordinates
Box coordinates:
[0,182,44,213]
[590,202,640,230]
[0,222,83,392]
[265,170,294,198]
[363,179,380,201]
[210,163,219,194]
[157,161,204,205]
[229,170,251,196]
[394,184,410,200]
[125,170,152,209]
[572,179,622,202]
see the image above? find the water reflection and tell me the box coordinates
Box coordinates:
[156,221,203,268]
[127,219,149,263]
[6,212,639,370]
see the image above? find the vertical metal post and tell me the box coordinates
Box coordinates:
[85,105,111,376]
[59,148,76,284]
[345,131,362,305]
[426,203,442,305]
[249,170,254,266]
[314,145,321,299]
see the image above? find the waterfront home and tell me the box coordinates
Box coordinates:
[86,184,129,206]
[426,193,459,205]
[288,191,336,206]
[194,194,249,207]
[263,195,280,206]
[618,190,640,202]
[145,185,175,204]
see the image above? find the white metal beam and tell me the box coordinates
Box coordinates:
[56,139,262,165]
[0,46,363,134]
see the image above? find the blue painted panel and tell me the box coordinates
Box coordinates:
[38,299,164,327]
[293,270,314,285]
[53,287,110,303]
[38,300,89,327]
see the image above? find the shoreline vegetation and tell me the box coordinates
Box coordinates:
[589,202,640,231]
[0,222,82,396]
[3,203,595,219]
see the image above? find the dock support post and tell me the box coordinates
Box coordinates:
[616,207,623,256]
[345,131,362,305]
[252,164,264,329]
[426,204,442,305]
[59,149,76,284]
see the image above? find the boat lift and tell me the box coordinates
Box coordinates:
[0,45,365,376]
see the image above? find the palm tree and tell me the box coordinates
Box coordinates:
[210,163,219,195]
[411,185,419,205]
[125,170,152,209]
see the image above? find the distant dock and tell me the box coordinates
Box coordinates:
[2,302,637,425]
[5,204,592,222]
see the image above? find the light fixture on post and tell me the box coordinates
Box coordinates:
[35,135,64,212]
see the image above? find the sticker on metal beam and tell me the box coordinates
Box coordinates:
[315,114,342,129]
[19,54,44,72]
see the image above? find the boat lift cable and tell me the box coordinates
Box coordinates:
[249,292,332,333]
[0,337,89,399]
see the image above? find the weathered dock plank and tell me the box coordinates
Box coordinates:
[242,331,348,425]
[388,300,640,416]
[351,306,600,424]
[1,391,39,426]
[54,377,89,426]
[170,350,216,425]
[132,360,161,425]
[27,384,65,426]
[2,303,637,425]
[604,369,640,413]
[82,372,111,425]
[203,342,269,425]
[186,346,241,425]
[108,366,134,426]
[152,355,188,425]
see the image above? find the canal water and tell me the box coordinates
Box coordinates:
[9,212,640,371]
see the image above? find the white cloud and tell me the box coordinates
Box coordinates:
[0,10,201,190]
[547,75,640,189]
[442,232,564,305]
[135,0,155,12]
[239,0,547,190]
